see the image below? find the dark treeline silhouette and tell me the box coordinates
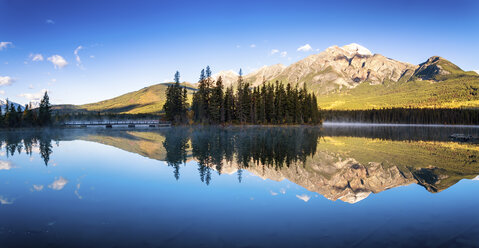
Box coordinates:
[321,125,479,142]
[323,108,479,125]
[161,127,321,184]
[163,71,189,123]
[0,131,55,165]
[164,67,321,125]
[0,92,52,128]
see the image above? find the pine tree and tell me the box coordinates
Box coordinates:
[192,67,213,123]
[235,69,245,123]
[224,86,235,123]
[163,71,187,124]
[22,104,33,126]
[210,76,224,124]
[38,91,52,126]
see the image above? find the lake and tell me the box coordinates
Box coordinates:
[0,125,478,247]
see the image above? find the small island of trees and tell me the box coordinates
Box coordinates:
[163,67,322,125]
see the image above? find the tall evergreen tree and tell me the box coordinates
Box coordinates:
[224,86,235,123]
[38,91,52,126]
[163,71,187,124]
[210,76,224,124]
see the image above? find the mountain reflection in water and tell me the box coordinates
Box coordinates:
[1,126,478,204]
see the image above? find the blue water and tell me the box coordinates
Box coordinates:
[0,127,478,247]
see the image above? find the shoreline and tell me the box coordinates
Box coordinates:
[2,122,479,131]
[322,122,479,128]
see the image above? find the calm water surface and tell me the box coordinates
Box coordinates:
[0,126,478,248]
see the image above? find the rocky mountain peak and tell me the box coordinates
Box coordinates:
[413,56,461,81]
[212,70,239,87]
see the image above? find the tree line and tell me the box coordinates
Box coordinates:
[0,92,52,128]
[163,67,322,125]
[322,108,479,125]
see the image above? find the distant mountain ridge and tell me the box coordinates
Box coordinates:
[54,43,479,113]
[0,99,25,112]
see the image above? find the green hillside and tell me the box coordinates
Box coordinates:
[54,82,196,114]
[317,74,479,110]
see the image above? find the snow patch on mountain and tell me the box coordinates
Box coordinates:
[341,43,373,56]
[0,99,25,111]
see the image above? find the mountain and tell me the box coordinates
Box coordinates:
[55,43,479,113]
[53,82,196,114]
[250,43,478,109]
[0,99,25,111]
[210,43,478,109]
[269,44,417,93]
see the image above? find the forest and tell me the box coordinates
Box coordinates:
[0,92,52,128]
[323,108,479,125]
[163,67,322,125]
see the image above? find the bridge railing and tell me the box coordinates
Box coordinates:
[63,120,171,126]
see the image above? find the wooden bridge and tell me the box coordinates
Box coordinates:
[63,120,171,128]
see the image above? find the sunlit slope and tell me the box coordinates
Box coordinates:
[79,131,168,161]
[317,75,479,110]
[54,83,196,114]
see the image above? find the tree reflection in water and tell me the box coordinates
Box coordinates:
[162,127,321,184]
[0,131,54,166]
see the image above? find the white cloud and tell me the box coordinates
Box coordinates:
[0,42,12,51]
[19,89,48,102]
[297,44,313,52]
[75,183,82,199]
[28,84,34,89]
[32,185,44,191]
[47,55,68,69]
[270,49,279,55]
[296,194,311,202]
[0,76,14,86]
[49,177,68,190]
[0,161,13,170]
[0,196,13,205]
[89,55,95,59]
[30,53,44,62]
[74,45,83,68]
[46,19,55,24]
[250,44,256,48]
[0,90,4,95]
[280,51,287,57]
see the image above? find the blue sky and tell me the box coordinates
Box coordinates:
[0,0,478,105]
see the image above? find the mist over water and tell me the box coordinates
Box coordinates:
[0,125,478,247]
